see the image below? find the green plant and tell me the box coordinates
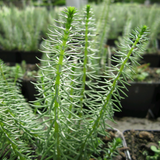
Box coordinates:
[143,141,160,160]
[91,0,111,70]
[31,0,66,6]
[0,61,23,84]
[124,4,160,53]
[107,3,128,39]
[124,63,150,82]
[0,4,149,159]
[0,4,47,51]
[0,60,39,160]
[94,3,160,54]
[105,137,122,159]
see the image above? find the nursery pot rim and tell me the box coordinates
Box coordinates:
[108,127,131,160]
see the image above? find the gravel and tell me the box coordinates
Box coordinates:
[106,116,160,132]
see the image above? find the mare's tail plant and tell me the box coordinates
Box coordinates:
[91,0,111,71]
[0,60,42,159]
[34,5,149,159]
[0,4,149,160]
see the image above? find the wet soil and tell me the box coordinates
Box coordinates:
[123,130,160,160]
[91,129,128,160]
[105,117,160,159]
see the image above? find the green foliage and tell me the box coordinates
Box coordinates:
[92,3,160,53]
[124,64,150,82]
[112,0,157,3]
[143,141,160,160]
[0,2,157,54]
[34,5,148,159]
[31,0,66,6]
[0,4,149,160]
[0,61,23,84]
[0,0,66,6]
[0,5,48,51]
[105,137,122,159]
[92,0,111,69]
[0,60,42,160]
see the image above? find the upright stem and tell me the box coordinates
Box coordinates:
[79,5,90,118]
[47,7,76,159]
[77,25,147,160]
[98,0,111,66]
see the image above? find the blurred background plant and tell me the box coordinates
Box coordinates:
[0,0,159,7]
[0,0,159,53]
[0,4,49,51]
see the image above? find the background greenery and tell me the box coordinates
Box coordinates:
[114,0,159,3]
[0,0,159,6]
[0,1,160,52]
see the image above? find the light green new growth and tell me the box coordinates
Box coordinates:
[144,141,160,160]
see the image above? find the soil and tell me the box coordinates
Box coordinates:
[123,130,160,160]
[105,117,160,159]
[91,129,128,160]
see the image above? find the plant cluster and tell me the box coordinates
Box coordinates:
[0,3,149,159]
[0,1,156,54]
[92,3,160,53]
[105,137,122,159]
[0,0,66,7]
[0,4,59,51]
[31,0,66,6]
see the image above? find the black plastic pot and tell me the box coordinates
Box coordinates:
[0,50,17,64]
[20,79,39,102]
[115,82,160,118]
[106,39,118,47]
[140,53,160,67]
[157,39,160,50]
[147,84,160,118]
[123,129,160,160]
[18,51,43,64]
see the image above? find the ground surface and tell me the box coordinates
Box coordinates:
[106,116,160,133]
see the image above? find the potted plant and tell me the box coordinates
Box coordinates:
[0,4,148,159]
[126,4,160,67]
[0,4,47,64]
[106,3,160,68]
[0,5,18,64]
[114,63,160,118]
[109,4,160,118]
[16,5,46,64]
